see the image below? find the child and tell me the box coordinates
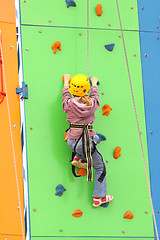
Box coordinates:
[62,74,113,207]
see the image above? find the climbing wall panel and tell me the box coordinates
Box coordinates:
[20,0,139,30]
[21,23,154,238]
[139,31,160,232]
[137,0,160,32]
[0,22,25,236]
[0,0,16,24]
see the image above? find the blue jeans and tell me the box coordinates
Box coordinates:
[67,138,107,197]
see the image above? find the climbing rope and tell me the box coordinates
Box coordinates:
[0,31,6,104]
[87,0,89,78]
[115,1,159,239]
[0,30,25,240]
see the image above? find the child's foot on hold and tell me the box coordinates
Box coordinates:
[71,157,87,170]
[93,195,113,207]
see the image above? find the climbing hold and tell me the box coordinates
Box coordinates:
[26,48,29,51]
[60,229,63,232]
[123,211,134,219]
[144,53,148,57]
[102,104,112,116]
[79,32,82,36]
[113,146,121,159]
[145,210,149,214]
[130,5,134,9]
[64,132,67,141]
[141,7,144,10]
[55,184,66,197]
[122,230,126,233]
[96,4,103,16]
[65,0,76,8]
[108,23,111,26]
[33,208,37,212]
[106,160,109,163]
[48,19,52,23]
[39,30,42,33]
[72,209,83,217]
[101,202,109,208]
[150,130,153,135]
[101,92,104,95]
[51,41,61,54]
[77,168,86,176]
[105,44,115,52]
[96,133,106,141]
[134,53,137,57]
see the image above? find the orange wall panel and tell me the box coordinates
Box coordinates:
[0,0,16,24]
[0,22,25,236]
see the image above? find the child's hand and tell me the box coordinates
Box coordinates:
[91,77,99,86]
[64,74,72,86]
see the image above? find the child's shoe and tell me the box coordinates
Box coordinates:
[71,157,87,170]
[93,195,113,207]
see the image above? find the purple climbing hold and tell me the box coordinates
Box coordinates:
[101,202,109,208]
[65,0,76,8]
[55,184,66,197]
[105,44,115,52]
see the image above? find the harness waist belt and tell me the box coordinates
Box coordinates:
[70,123,93,130]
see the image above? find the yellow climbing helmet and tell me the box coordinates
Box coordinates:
[68,74,90,97]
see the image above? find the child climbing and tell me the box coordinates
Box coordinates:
[62,74,113,207]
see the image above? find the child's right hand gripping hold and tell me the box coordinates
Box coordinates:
[91,77,99,86]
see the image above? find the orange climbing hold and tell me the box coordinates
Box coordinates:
[64,132,67,141]
[72,209,83,217]
[102,104,112,116]
[77,168,86,176]
[123,211,134,219]
[113,146,121,159]
[96,4,103,16]
[51,41,61,54]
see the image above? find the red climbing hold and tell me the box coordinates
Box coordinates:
[123,211,134,219]
[77,168,86,176]
[64,132,67,141]
[113,146,121,159]
[96,4,103,16]
[72,209,83,217]
[51,41,61,54]
[0,33,6,104]
[102,104,112,116]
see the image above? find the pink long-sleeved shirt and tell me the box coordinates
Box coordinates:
[62,85,100,139]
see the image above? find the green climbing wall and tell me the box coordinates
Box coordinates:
[20,0,154,239]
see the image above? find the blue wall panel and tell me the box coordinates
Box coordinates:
[138,0,160,32]
[139,30,160,232]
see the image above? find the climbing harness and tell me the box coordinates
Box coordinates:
[115,0,159,239]
[0,31,6,104]
[68,123,106,183]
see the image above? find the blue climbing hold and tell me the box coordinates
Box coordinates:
[65,0,76,8]
[55,184,66,197]
[104,44,115,52]
[89,77,100,87]
[101,202,109,208]
[96,133,106,141]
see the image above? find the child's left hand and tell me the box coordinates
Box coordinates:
[64,74,72,86]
